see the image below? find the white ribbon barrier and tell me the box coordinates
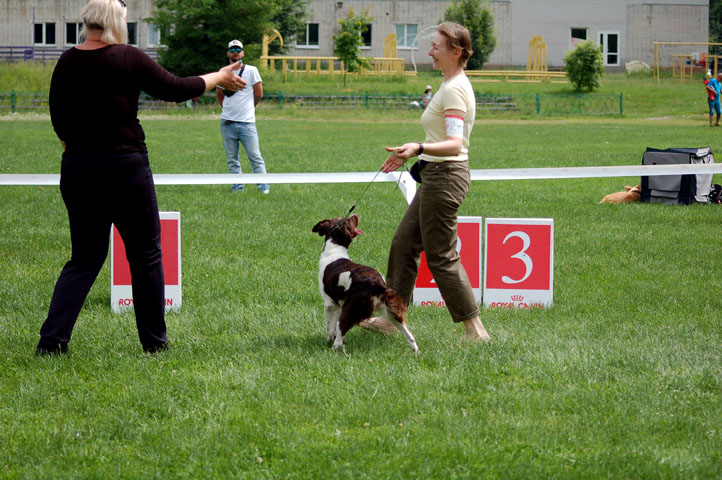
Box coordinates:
[2,163,721,187]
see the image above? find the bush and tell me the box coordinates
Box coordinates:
[564,40,605,92]
[443,0,496,70]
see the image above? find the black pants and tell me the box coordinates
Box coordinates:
[37,151,167,352]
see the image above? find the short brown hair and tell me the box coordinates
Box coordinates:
[82,0,127,45]
[437,22,473,68]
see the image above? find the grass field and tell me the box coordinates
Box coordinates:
[1,103,722,478]
[0,60,716,120]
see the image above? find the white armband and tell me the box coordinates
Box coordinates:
[445,115,464,138]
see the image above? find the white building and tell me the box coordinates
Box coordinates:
[0,0,161,59]
[292,0,709,69]
[0,0,709,69]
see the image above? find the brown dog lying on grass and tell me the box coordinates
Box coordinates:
[600,185,641,204]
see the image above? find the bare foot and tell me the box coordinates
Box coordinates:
[463,316,490,342]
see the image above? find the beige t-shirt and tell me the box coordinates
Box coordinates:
[419,74,476,162]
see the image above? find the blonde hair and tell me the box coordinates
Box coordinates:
[82,0,127,45]
[437,22,473,68]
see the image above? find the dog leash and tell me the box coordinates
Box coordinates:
[332,164,407,229]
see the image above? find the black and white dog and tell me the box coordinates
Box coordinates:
[312,214,419,352]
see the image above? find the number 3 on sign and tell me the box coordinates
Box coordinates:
[501,231,532,284]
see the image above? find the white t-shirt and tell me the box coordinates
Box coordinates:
[220,63,262,123]
[419,74,476,162]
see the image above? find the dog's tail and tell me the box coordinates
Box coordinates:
[383,288,408,324]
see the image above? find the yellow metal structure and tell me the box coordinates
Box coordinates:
[380,33,398,73]
[261,29,283,69]
[653,41,722,83]
[259,30,410,78]
[465,70,565,83]
[260,56,413,80]
[672,54,694,83]
[526,35,548,80]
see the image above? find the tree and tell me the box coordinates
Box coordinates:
[151,0,306,77]
[443,0,496,70]
[333,7,373,86]
[563,40,605,92]
[710,0,722,55]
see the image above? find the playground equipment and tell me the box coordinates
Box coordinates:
[526,35,548,77]
[260,29,410,78]
[465,36,565,83]
[261,29,283,69]
[672,54,694,83]
[380,33,398,73]
[261,56,411,80]
[653,41,722,83]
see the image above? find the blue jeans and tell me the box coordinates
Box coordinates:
[220,120,269,191]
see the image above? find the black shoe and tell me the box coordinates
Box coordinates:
[143,343,169,354]
[35,342,68,356]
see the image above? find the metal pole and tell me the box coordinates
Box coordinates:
[32,8,36,60]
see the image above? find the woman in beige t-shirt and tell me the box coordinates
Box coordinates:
[365,22,490,342]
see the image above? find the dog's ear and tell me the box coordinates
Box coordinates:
[312,220,330,236]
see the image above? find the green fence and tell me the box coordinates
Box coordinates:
[0,91,623,116]
[0,91,49,112]
[262,92,623,115]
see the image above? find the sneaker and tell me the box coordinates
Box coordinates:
[359,317,398,335]
[143,343,169,354]
[260,188,270,194]
[35,341,68,356]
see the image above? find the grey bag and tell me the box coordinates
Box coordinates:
[641,147,714,204]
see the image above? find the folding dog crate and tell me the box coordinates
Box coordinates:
[641,147,714,204]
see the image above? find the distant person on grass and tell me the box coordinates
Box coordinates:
[705,72,721,127]
[366,22,491,342]
[216,40,270,194]
[421,85,433,108]
[37,0,244,355]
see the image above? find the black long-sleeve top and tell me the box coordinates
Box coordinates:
[49,44,206,154]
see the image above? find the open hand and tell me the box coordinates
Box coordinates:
[381,144,419,173]
[218,61,247,91]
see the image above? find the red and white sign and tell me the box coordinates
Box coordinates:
[111,211,181,313]
[483,218,554,309]
[413,216,482,307]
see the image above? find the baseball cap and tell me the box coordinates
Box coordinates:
[228,39,243,49]
[425,85,432,90]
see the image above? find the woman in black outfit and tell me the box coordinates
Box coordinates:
[37,0,245,355]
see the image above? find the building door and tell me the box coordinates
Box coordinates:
[598,32,619,66]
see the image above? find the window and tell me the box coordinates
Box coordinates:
[598,31,619,66]
[570,28,587,48]
[361,24,372,48]
[396,24,417,49]
[66,22,84,45]
[127,22,137,45]
[297,23,319,48]
[147,23,162,46]
[34,22,56,45]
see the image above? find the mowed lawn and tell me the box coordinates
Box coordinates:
[1,114,721,479]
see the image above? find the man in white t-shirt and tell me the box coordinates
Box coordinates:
[217,39,269,193]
